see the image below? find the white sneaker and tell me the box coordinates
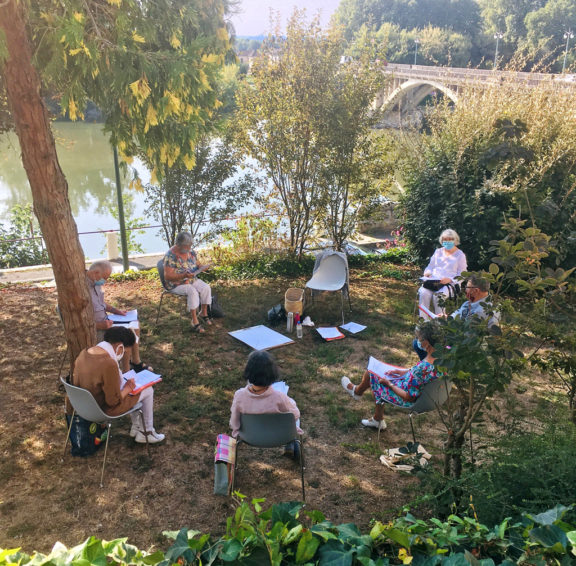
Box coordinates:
[341,376,361,400]
[130,424,143,438]
[134,430,165,444]
[361,418,387,430]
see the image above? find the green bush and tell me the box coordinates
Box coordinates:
[2,498,576,565]
[0,204,49,268]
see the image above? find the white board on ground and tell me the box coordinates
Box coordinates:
[228,325,295,350]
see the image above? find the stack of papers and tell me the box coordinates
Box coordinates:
[316,327,345,341]
[271,381,289,395]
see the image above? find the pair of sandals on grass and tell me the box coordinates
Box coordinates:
[191,314,214,334]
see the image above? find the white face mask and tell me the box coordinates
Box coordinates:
[115,344,125,362]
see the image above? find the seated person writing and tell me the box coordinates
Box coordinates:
[163,231,212,334]
[67,326,165,443]
[86,260,151,373]
[341,321,445,431]
[230,350,302,459]
[413,275,500,360]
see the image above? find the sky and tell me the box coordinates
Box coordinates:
[231,0,342,37]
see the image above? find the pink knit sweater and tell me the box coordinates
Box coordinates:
[229,385,302,437]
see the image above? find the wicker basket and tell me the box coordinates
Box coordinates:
[285,287,305,315]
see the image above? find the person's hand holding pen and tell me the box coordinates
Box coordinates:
[121,377,136,399]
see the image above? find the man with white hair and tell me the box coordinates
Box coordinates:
[86,260,152,373]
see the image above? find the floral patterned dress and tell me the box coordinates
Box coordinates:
[369,360,444,408]
[163,247,198,290]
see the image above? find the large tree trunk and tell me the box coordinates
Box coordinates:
[0,0,95,365]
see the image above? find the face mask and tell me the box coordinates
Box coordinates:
[94,278,106,286]
[416,339,424,351]
[115,344,125,362]
[442,241,455,250]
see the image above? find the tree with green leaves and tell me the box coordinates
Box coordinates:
[0,0,230,362]
[235,10,387,255]
[145,136,256,247]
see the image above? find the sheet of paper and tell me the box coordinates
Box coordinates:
[367,356,407,379]
[109,309,138,323]
[123,368,162,395]
[316,327,345,340]
[340,322,367,334]
[228,325,294,350]
[271,381,289,395]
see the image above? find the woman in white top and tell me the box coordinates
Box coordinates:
[418,229,467,316]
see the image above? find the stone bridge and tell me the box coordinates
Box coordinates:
[375,63,575,120]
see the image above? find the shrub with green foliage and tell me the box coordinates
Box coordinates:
[2,498,576,565]
[397,80,576,271]
[0,204,49,268]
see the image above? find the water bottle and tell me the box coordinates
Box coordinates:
[296,320,303,339]
[287,312,294,333]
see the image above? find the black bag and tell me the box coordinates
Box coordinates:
[422,280,461,298]
[65,414,105,457]
[209,293,225,318]
[267,303,286,325]
[422,279,444,292]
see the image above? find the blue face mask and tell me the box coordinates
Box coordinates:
[94,278,106,286]
[416,339,424,351]
[442,241,455,250]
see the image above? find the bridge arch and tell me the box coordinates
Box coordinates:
[377,79,458,114]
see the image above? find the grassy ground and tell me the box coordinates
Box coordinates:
[0,265,562,553]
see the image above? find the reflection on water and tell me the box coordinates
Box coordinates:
[0,122,165,260]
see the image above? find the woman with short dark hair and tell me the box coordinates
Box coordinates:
[68,326,165,444]
[341,321,445,431]
[229,351,302,457]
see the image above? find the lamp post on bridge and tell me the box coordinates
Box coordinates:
[563,30,574,73]
[414,37,420,66]
[494,32,504,69]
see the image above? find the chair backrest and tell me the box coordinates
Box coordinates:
[62,378,109,423]
[307,252,348,290]
[238,413,298,447]
[410,378,452,414]
[156,259,169,290]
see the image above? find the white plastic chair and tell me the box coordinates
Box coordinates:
[62,377,149,487]
[305,251,351,325]
[232,413,306,501]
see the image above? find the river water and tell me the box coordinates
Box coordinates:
[0,122,169,260]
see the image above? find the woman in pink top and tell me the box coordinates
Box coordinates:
[230,351,302,459]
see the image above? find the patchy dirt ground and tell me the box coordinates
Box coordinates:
[0,271,553,554]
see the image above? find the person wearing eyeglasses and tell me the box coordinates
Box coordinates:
[413,275,500,360]
[418,229,467,316]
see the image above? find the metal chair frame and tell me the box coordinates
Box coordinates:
[382,377,452,444]
[154,259,188,328]
[232,413,306,502]
[62,377,149,487]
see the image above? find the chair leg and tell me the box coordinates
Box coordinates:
[231,440,242,495]
[100,422,112,488]
[408,413,417,445]
[340,290,345,326]
[139,410,150,457]
[63,410,75,459]
[297,438,306,502]
[154,293,165,329]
